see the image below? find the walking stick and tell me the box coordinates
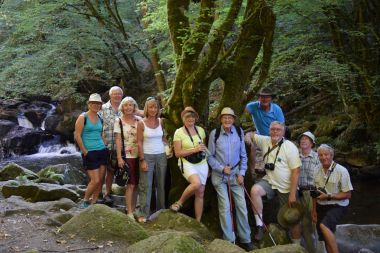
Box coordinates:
[227,174,236,244]
[241,184,277,246]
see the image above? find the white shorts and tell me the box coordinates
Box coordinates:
[182,161,209,185]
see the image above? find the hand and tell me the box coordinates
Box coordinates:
[223,165,231,175]
[288,193,297,207]
[83,150,88,156]
[140,160,148,172]
[117,158,125,168]
[236,175,244,185]
[197,143,206,152]
[317,191,328,201]
[244,131,254,146]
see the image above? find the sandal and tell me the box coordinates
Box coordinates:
[137,216,147,223]
[170,201,182,212]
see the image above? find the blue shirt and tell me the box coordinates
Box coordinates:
[246,101,285,136]
[81,114,106,151]
[207,126,248,176]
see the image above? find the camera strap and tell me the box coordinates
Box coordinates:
[184,126,202,146]
[263,138,284,165]
[321,162,336,190]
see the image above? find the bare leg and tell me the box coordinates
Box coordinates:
[250,184,266,215]
[105,167,114,196]
[290,223,302,241]
[91,165,106,203]
[177,174,202,205]
[125,184,137,214]
[86,168,101,203]
[194,185,205,222]
[320,223,339,253]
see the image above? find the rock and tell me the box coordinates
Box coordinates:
[1,181,79,202]
[111,183,126,196]
[18,101,52,128]
[46,212,74,226]
[359,165,380,179]
[147,209,215,242]
[252,243,308,253]
[127,232,207,253]
[37,164,87,185]
[3,126,46,155]
[207,239,245,253]
[60,204,149,245]
[336,224,380,253]
[44,114,63,133]
[0,163,38,181]
[259,224,291,248]
[0,119,16,138]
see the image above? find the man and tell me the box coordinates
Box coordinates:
[208,107,254,251]
[250,121,301,243]
[244,88,285,178]
[298,131,320,253]
[98,86,124,205]
[312,144,353,253]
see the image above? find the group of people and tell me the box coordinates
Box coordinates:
[74,86,353,253]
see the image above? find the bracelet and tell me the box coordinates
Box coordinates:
[139,158,145,161]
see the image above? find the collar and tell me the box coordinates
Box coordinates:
[258,102,274,113]
[221,126,234,135]
[300,149,316,158]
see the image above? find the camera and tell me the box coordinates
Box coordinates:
[310,187,327,198]
[264,163,275,171]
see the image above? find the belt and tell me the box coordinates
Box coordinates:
[299,185,315,191]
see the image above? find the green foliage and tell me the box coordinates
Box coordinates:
[38,169,64,182]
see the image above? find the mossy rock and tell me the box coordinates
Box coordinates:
[147,209,215,242]
[259,224,291,249]
[127,231,206,253]
[0,163,38,181]
[38,164,87,185]
[60,204,148,245]
[207,239,245,253]
[252,243,307,253]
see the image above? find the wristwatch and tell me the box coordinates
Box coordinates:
[139,158,145,162]
[327,194,332,201]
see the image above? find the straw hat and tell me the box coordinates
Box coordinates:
[87,93,102,104]
[219,107,236,119]
[298,131,316,147]
[258,87,274,96]
[277,202,304,228]
[180,106,199,121]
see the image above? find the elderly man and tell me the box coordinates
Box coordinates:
[250,121,301,243]
[312,144,353,253]
[98,86,124,205]
[298,131,320,253]
[245,88,285,179]
[208,107,254,251]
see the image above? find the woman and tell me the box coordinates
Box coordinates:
[171,106,208,222]
[136,97,167,223]
[114,97,141,219]
[74,93,108,208]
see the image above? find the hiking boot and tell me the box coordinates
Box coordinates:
[239,242,255,252]
[254,226,265,241]
[78,200,91,209]
[103,195,114,206]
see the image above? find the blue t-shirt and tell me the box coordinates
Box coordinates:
[81,114,106,151]
[246,101,285,136]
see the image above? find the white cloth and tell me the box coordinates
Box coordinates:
[142,118,165,154]
[182,161,209,185]
[253,134,301,193]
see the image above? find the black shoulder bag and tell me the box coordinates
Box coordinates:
[114,118,130,186]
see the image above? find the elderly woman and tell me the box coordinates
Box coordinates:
[312,144,353,253]
[136,97,167,223]
[114,97,141,219]
[171,106,208,222]
[74,93,108,208]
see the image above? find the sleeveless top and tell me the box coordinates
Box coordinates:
[114,117,139,158]
[81,114,106,151]
[143,118,165,154]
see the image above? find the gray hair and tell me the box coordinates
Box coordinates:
[317,144,334,156]
[119,96,138,114]
[270,121,285,130]
[109,86,123,96]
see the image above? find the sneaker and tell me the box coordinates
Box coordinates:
[254,226,265,241]
[79,200,91,209]
[239,242,255,252]
[103,195,114,206]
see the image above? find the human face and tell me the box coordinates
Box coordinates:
[88,102,102,112]
[318,149,334,169]
[122,102,135,116]
[269,124,284,144]
[300,136,313,151]
[183,113,196,127]
[221,115,235,131]
[147,102,158,117]
[258,95,272,109]
[110,89,123,105]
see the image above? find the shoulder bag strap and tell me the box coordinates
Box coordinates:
[119,118,126,159]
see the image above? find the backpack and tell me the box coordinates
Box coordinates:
[214,123,243,144]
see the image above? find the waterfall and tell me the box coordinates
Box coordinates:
[41,104,56,130]
[17,115,34,129]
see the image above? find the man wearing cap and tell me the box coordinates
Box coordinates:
[244,88,285,179]
[250,121,301,243]
[298,131,320,253]
[208,107,254,251]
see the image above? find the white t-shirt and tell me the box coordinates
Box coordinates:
[254,135,301,193]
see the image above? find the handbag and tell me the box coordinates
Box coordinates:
[114,118,130,186]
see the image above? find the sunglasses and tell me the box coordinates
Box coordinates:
[146,96,156,101]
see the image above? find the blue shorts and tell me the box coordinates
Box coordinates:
[82,149,108,170]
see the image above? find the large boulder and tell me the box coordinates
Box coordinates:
[0,119,16,138]
[127,232,207,253]
[259,224,291,248]
[207,239,245,253]
[252,244,308,253]
[0,163,38,181]
[336,224,380,253]
[3,126,47,155]
[147,209,215,242]
[1,181,79,202]
[60,204,148,245]
[37,164,87,185]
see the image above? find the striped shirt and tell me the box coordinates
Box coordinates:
[99,101,121,151]
[298,150,320,187]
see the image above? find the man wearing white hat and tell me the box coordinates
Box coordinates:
[208,107,254,251]
[298,131,320,253]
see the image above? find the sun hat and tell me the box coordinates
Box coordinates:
[87,93,103,104]
[298,131,316,147]
[180,106,199,121]
[219,107,236,119]
[277,202,304,228]
[258,87,274,96]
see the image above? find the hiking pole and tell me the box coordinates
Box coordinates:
[241,184,277,246]
[227,174,236,244]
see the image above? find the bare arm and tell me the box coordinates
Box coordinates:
[289,167,300,206]
[74,115,87,155]
[137,120,147,171]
